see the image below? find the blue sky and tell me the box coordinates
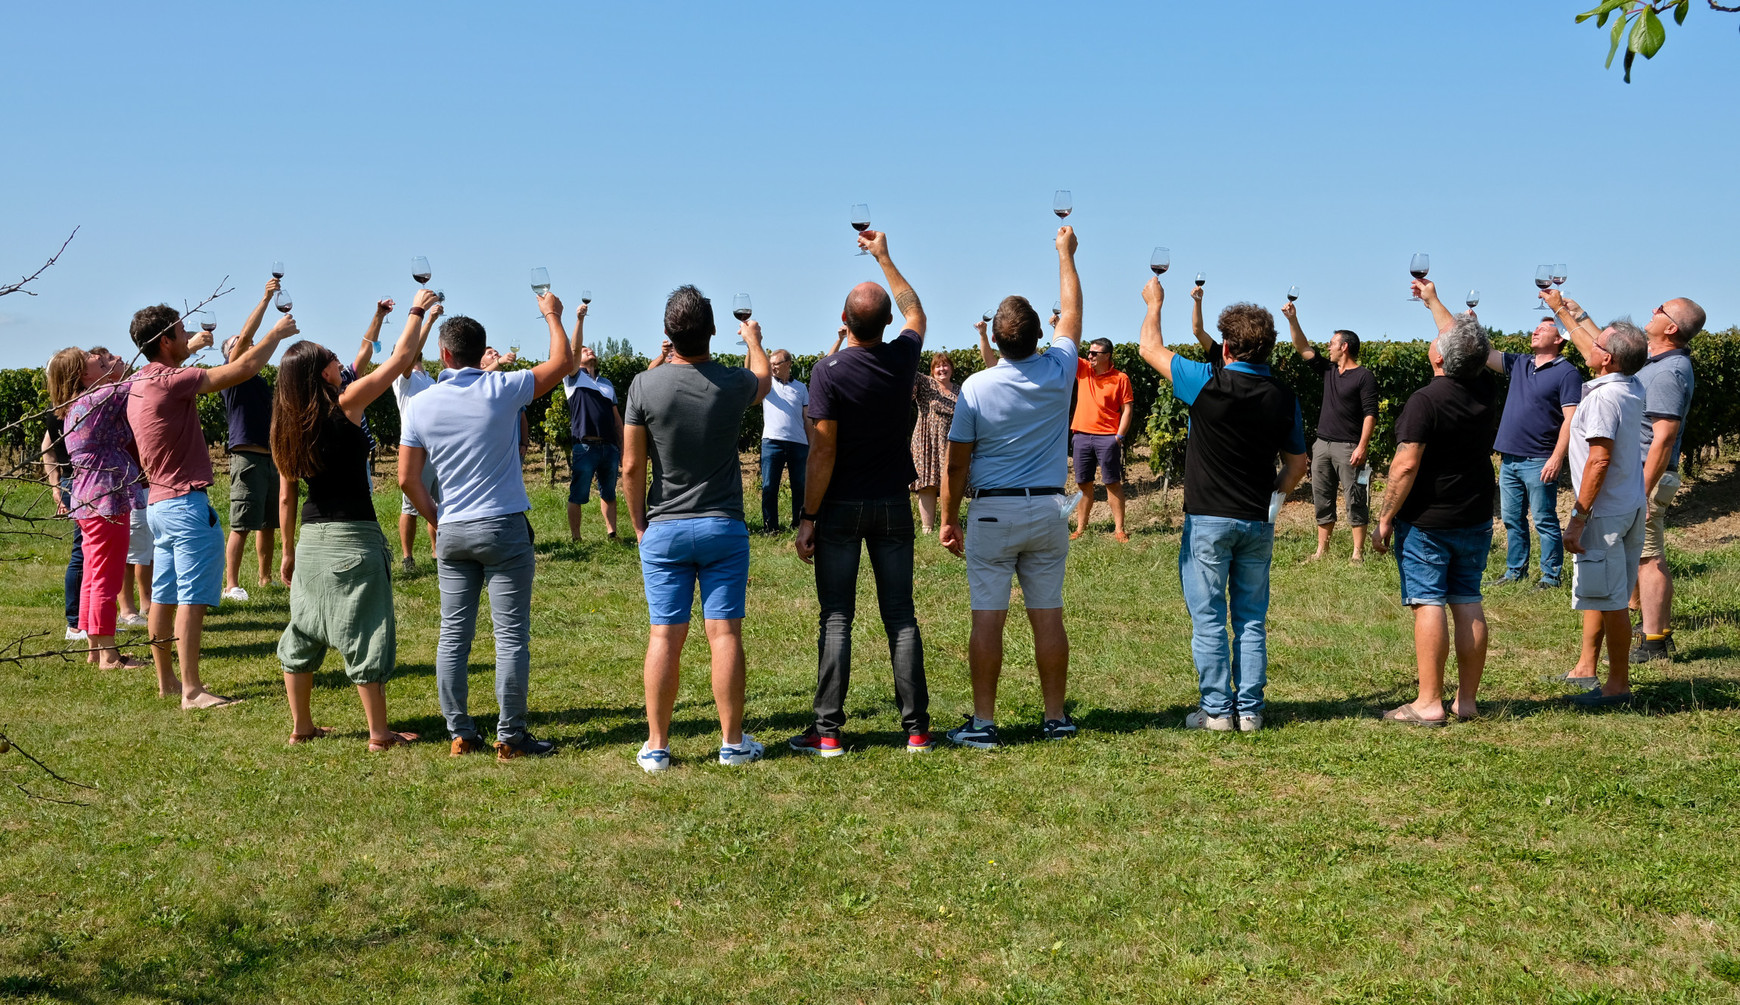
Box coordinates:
[3,1,1736,368]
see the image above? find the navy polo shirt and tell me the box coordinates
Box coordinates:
[1493,352,1583,459]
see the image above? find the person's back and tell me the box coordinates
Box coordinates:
[1176,363,1304,520]
[810,336,921,499]
[1394,374,1498,529]
[400,367,535,523]
[129,361,214,505]
[954,342,1076,490]
[627,361,757,521]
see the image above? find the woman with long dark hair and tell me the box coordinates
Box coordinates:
[271,290,435,750]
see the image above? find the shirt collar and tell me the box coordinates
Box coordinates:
[1585,371,1632,389]
[1225,361,1271,375]
[1648,346,1691,363]
[1533,354,1570,370]
[438,366,485,385]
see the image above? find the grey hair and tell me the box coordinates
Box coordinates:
[1604,317,1649,375]
[1438,312,1491,380]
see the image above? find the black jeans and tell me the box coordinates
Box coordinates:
[813,497,929,737]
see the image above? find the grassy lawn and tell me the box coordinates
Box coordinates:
[2,457,1739,1004]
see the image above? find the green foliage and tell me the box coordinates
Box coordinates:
[1576,0,1729,82]
[543,385,570,450]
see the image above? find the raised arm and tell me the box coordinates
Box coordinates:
[1280,301,1314,360]
[1414,279,1456,334]
[647,339,671,370]
[354,300,393,374]
[1189,285,1217,354]
[1136,278,1177,382]
[340,290,438,420]
[403,302,442,380]
[1054,226,1082,349]
[1543,289,1602,364]
[975,320,999,367]
[530,291,575,398]
[741,319,773,404]
[860,231,925,341]
[197,308,297,395]
[567,303,590,377]
[819,325,847,359]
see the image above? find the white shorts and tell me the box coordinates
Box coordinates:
[964,495,1070,611]
[126,507,153,566]
[1571,506,1645,612]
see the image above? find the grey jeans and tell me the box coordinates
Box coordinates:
[435,513,535,743]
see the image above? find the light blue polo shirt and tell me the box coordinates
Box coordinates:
[947,337,1078,489]
[400,368,537,523]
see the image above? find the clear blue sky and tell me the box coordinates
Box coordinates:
[3,1,1736,368]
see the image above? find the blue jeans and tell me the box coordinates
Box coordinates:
[1178,514,1275,717]
[59,482,83,628]
[1499,454,1562,583]
[435,514,536,743]
[760,439,807,530]
[568,441,620,505]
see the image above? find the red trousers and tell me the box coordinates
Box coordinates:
[75,515,129,638]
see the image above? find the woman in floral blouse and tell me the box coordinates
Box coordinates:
[46,346,147,669]
[910,351,961,534]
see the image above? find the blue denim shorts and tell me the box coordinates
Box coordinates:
[639,517,749,624]
[1394,521,1493,607]
[569,442,620,505]
[146,490,224,607]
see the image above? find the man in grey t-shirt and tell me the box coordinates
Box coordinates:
[621,284,772,773]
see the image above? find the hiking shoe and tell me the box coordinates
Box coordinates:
[1572,688,1633,709]
[1042,715,1078,740]
[637,743,671,773]
[1629,633,1675,663]
[906,731,933,753]
[946,715,999,749]
[788,728,845,758]
[718,734,764,766]
[1238,714,1263,733]
[401,556,415,573]
[494,733,556,760]
[64,627,87,641]
[449,735,490,757]
[1535,578,1561,590]
[1184,709,1236,731]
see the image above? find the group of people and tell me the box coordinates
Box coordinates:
[39,222,1706,765]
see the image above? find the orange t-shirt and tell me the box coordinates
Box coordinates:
[1071,358,1134,435]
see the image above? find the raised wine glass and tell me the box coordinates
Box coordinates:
[580,290,592,306]
[530,267,551,296]
[411,256,432,287]
[1053,190,1072,219]
[981,307,993,323]
[1534,265,1554,309]
[850,204,871,255]
[1287,285,1300,303]
[508,339,522,361]
[1551,263,1568,288]
[733,293,753,345]
[1194,271,1206,288]
[1149,247,1170,276]
[1407,253,1429,301]
[1466,290,1481,309]
[274,289,293,314]
[271,261,285,280]
[200,312,217,333]
[1051,299,1061,319]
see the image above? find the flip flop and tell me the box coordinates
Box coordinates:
[287,726,335,745]
[1543,671,1599,688]
[184,693,243,711]
[368,731,420,753]
[1571,688,1633,708]
[1381,704,1447,727]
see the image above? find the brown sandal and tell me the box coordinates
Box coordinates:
[287,726,335,745]
[368,731,419,752]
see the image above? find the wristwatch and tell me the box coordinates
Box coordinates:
[1571,504,1592,521]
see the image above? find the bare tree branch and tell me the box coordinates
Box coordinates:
[0,227,78,298]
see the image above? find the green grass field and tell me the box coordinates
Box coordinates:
[3,460,1739,1004]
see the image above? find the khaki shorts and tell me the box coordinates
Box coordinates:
[126,506,153,566]
[228,450,281,531]
[1571,507,1645,611]
[1641,470,1681,561]
[964,495,1070,611]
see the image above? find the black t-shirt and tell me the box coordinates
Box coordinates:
[301,415,377,524]
[806,330,922,501]
[222,374,273,450]
[43,411,71,468]
[1306,355,1379,444]
[1393,375,1498,529]
[1179,361,1306,521]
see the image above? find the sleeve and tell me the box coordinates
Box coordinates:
[398,399,424,449]
[1359,370,1380,419]
[170,364,204,403]
[1558,369,1584,408]
[1394,392,1432,444]
[1283,400,1308,456]
[946,385,977,443]
[795,381,808,408]
[508,370,537,409]
[1642,366,1690,421]
[1116,373,1135,409]
[561,373,578,394]
[1502,352,1521,377]
[807,364,837,421]
[1206,342,1224,366]
[623,377,646,428]
[1169,358,1213,407]
[1306,353,1329,377]
[1076,358,1090,379]
[1581,388,1621,442]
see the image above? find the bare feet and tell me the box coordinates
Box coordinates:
[1449,697,1479,721]
[1070,529,1085,541]
[1349,553,1365,565]
[369,731,419,752]
[1113,530,1130,543]
[182,689,242,711]
[98,655,149,670]
[288,726,335,745]
[1306,551,1327,563]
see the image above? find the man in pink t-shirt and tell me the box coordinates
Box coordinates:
[126,279,296,709]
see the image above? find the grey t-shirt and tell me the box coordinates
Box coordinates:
[624,360,760,522]
[1637,347,1694,471]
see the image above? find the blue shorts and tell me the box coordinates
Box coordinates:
[569,441,620,505]
[639,517,749,624]
[1394,521,1492,607]
[147,491,224,607]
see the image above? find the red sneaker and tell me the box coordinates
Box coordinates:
[787,729,845,757]
[907,732,934,753]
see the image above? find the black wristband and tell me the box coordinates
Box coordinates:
[799,513,817,524]
[408,307,427,318]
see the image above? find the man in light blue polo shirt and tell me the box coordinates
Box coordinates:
[400,290,574,760]
[938,225,1082,749]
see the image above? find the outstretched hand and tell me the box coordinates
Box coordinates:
[1280,301,1296,321]
[376,298,396,317]
[1143,277,1165,308]
[939,520,965,557]
[1411,278,1438,305]
[411,288,439,312]
[858,229,889,259]
[1055,225,1077,257]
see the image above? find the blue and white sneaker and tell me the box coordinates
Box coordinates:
[1042,715,1077,740]
[637,743,671,773]
[946,715,999,749]
[718,733,764,766]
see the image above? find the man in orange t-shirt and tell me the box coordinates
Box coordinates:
[1071,338,1135,541]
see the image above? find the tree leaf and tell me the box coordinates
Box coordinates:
[1624,47,1637,82]
[1576,0,1628,23]
[1607,9,1630,67]
[1633,6,1667,58]
[1675,0,1689,26]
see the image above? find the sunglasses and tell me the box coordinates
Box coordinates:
[1086,349,1109,356]
[1654,303,1682,329]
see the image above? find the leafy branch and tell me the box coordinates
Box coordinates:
[1576,0,1739,81]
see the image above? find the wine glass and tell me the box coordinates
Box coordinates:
[1465,290,1481,309]
[530,267,551,296]
[1534,265,1554,309]
[732,293,753,345]
[1051,299,1062,319]
[411,256,432,287]
[274,289,293,314]
[1194,272,1206,288]
[270,261,286,280]
[580,290,593,306]
[850,204,871,255]
[1287,285,1300,303]
[1053,190,1072,219]
[1551,263,1568,288]
[508,338,522,361]
[981,307,993,323]
[200,312,217,333]
[1149,247,1170,276]
[1407,253,1430,301]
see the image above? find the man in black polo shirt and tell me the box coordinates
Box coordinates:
[1139,278,1309,734]
[220,330,281,601]
[788,227,931,756]
[1282,304,1378,562]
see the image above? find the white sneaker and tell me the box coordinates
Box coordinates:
[221,586,250,603]
[116,612,148,630]
[637,743,671,773]
[718,733,764,766]
[64,627,87,642]
[1184,709,1235,731]
[1238,714,1263,733]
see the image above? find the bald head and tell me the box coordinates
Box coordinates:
[1667,297,1706,342]
[843,282,893,343]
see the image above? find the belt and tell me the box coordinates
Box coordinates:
[578,437,611,444]
[968,487,1064,499]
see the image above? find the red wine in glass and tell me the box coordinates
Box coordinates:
[200,318,216,333]
[732,308,752,322]
[271,261,285,279]
[1194,272,1206,288]
[1407,253,1429,301]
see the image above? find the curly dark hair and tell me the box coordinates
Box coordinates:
[1218,303,1278,364]
[992,295,1042,360]
[129,304,182,361]
[664,285,715,358]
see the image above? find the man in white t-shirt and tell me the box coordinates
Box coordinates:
[759,348,811,532]
[391,302,443,571]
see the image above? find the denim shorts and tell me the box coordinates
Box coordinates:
[569,441,620,505]
[1394,520,1492,607]
[147,490,224,607]
[639,516,749,624]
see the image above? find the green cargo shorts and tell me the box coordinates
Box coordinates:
[277,521,396,685]
[229,450,282,531]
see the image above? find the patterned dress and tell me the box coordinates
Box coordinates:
[64,383,145,521]
[909,374,960,491]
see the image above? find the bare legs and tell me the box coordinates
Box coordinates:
[916,488,939,535]
[1073,482,1127,539]
[1573,609,1634,695]
[967,607,1069,723]
[569,499,619,542]
[1314,521,1369,562]
[1638,556,1672,637]
[148,601,227,709]
[284,674,415,748]
[119,563,151,619]
[642,618,746,751]
[224,529,277,590]
[1403,601,1488,720]
[398,514,436,563]
[568,503,585,541]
